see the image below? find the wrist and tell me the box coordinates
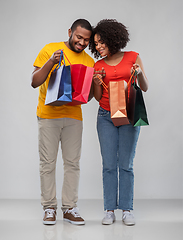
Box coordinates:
[137,68,142,76]
[94,82,102,87]
[50,57,57,65]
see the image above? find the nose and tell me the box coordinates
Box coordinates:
[79,39,85,46]
[96,42,101,50]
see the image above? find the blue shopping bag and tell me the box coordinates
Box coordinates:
[45,51,72,106]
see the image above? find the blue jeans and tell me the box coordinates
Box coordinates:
[97,107,140,211]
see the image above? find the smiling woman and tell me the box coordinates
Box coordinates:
[89,19,149,226]
[94,34,109,57]
[89,19,130,58]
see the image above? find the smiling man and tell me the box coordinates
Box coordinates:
[31,19,94,225]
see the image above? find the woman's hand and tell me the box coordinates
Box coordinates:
[93,74,103,85]
[93,68,106,85]
[92,68,105,101]
[131,56,149,92]
[131,63,142,75]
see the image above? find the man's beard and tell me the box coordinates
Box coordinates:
[69,36,83,53]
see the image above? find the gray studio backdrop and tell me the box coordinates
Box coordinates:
[0,0,182,200]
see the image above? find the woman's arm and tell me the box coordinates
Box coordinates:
[88,81,94,102]
[93,75,103,102]
[132,55,149,92]
[92,68,106,101]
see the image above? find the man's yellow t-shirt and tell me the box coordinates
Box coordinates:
[33,42,95,120]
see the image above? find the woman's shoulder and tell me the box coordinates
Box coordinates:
[124,51,139,62]
[124,51,139,56]
[94,58,105,67]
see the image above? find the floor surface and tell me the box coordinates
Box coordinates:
[0,199,182,240]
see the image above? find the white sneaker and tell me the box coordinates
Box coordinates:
[102,211,116,225]
[122,211,135,226]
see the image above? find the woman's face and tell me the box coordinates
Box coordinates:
[94,34,110,57]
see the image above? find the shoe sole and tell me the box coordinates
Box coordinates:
[43,220,56,225]
[102,219,115,225]
[122,220,135,226]
[63,218,85,225]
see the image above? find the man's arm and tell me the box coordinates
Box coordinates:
[31,49,62,88]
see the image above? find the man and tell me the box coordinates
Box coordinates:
[31,19,94,225]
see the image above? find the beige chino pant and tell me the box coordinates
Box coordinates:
[38,117,83,212]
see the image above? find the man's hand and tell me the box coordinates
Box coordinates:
[50,49,63,64]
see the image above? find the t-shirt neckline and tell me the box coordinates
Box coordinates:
[102,52,126,67]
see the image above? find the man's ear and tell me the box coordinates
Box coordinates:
[68,28,72,37]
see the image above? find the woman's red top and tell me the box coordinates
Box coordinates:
[94,51,138,111]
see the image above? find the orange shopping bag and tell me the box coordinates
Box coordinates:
[109,80,130,126]
[97,76,129,126]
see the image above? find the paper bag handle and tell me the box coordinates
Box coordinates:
[53,49,72,72]
[130,70,139,87]
[97,75,108,92]
[53,50,64,72]
[96,69,138,92]
[62,50,71,65]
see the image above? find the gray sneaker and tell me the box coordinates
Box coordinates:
[122,211,135,226]
[102,211,116,225]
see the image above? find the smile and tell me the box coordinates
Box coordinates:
[76,44,84,50]
[99,49,105,54]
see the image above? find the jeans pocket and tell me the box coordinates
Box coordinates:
[98,107,109,117]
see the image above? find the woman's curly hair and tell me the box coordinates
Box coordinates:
[89,19,130,59]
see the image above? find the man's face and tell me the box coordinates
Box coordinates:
[68,26,91,53]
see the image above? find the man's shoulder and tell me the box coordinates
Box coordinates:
[83,51,95,63]
[43,42,65,52]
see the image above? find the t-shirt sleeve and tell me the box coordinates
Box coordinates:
[33,44,52,68]
[132,51,139,63]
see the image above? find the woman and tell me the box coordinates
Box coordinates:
[89,19,148,225]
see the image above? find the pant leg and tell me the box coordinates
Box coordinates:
[60,118,83,212]
[97,107,119,211]
[38,118,62,210]
[118,124,140,210]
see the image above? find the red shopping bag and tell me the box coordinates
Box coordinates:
[68,64,94,105]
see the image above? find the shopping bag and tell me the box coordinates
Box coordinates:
[68,64,94,105]
[109,80,130,126]
[45,51,72,106]
[127,71,149,126]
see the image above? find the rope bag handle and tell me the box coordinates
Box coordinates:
[96,69,137,93]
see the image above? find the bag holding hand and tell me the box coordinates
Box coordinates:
[127,71,149,126]
[45,51,72,106]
